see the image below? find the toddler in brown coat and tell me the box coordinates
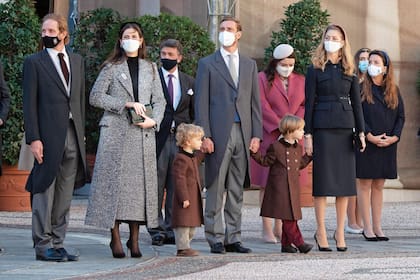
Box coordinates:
[252,115,313,253]
[171,123,205,257]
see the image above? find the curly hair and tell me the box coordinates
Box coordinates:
[175,123,204,148]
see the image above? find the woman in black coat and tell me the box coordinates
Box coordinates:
[304,24,366,252]
[356,50,405,241]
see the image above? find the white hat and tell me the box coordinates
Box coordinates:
[273,44,294,60]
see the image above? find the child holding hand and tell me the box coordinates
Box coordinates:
[252,114,313,253]
[171,123,205,257]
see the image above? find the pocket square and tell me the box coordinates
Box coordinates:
[187,89,194,95]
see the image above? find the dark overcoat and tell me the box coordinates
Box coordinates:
[171,150,205,227]
[0,63,10,175]
[252,138,312,221]
[356,85,405,179]
[194,50,263,188]
[23,49,88,194]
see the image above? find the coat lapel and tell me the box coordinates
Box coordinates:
[116,61,134,99]
[39,50,68,97]
[158,68,172,106]
[272,75,289,103]
[213,51,236,89]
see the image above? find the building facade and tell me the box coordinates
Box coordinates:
[47,0,419,188]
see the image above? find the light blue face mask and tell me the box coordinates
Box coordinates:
[358,60,369,73]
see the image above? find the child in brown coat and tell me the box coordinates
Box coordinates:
[252,114,313,253]
[171,123,205,257]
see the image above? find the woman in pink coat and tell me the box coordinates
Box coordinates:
[250,44,308,243]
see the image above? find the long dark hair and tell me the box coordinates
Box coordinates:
[361,50,399,109]
[104,22,147,66]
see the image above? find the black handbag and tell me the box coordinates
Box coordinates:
[127,104,153,124]
[353,132,363,149]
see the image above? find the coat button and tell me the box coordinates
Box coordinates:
[287,166,290,170]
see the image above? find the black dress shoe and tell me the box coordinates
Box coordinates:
[225,242,252,253]
[36,248,67,262]
[375,235,389,241]
[210,242,226,254]
[152,234,165,246]
[297,242,313,254]
[281,244,297,253]
[56,248,79,261]
[362,231,378,241]
[163,236,176,245]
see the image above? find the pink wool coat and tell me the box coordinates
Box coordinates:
[250,71,307,188]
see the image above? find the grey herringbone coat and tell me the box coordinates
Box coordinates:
[85,59,165,229]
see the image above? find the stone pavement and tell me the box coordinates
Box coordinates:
[0,198,419,280]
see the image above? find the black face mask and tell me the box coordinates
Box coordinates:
[161,58,178,71]
[42,36,61,48]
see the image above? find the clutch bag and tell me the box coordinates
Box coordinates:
[127,104,153,124]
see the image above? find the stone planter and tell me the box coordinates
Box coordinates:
[0,165,31,211]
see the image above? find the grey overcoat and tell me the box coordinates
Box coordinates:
[85,59,165,229]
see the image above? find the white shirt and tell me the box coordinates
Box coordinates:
[46,48,71,93]
[220,47,239,81]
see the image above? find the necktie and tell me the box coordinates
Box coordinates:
[58,53,69,85]
[167,74,174,106]
[228,54,238,86]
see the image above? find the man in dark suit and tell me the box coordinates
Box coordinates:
[148,39,195,246]
[0,62,10,176]
[23,13,88,262]
[195,17,262,254]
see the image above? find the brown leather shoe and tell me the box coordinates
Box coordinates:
[176,248,199,257]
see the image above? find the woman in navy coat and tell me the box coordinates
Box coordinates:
[356,50,405,241]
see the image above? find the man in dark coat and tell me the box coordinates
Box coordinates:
[148,39,195,246]
[23,13,88,262]
[0,62,10,176]
[195,17,262,254]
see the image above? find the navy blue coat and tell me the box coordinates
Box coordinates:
[356,84,405,179]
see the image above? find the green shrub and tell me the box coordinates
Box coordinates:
[0,0,40,165]
[264,0,329,75]
[72,10,215,154]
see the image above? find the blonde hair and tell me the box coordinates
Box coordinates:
[279,114,305,136]
[312,24,354,76]
[175,123,204,148]
[42,13,69,45]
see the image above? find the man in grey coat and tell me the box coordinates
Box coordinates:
[23,13,88,262]
[194,16,262,254]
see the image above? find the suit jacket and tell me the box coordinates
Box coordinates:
[304,62,365,134]
[156,68,195,157]
[23,49,88,194]
[0,63,10,175]
[195,50,263,187]
[252,138,312,220]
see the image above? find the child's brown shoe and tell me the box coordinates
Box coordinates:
[176,248,199,257]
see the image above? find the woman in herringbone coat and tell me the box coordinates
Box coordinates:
[85,22,166,258]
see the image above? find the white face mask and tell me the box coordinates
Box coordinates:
[276,65,294,78]
[121,39,141,53]
[218,31,236,47]
[324,41,342,53]
[367,64,383,77]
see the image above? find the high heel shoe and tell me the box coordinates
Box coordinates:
[126,239,142,258]
[314,233,332,252]
[110,228,125,258]
[333,231,347,252]
[109,241,126,258]
[362,231,378,242]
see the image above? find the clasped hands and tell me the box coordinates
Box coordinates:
[368,133,397,148]
[126,102,156,129]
